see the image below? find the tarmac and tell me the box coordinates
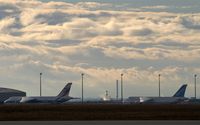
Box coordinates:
[0,121,200,125]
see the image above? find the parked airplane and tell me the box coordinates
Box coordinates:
[180,97,200,104]
[4,96,22,104]
[64,90,121,104]
[4,83,75,104]
[124,84,188,104]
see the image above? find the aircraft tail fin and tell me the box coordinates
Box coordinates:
[173,84,187,97]
[57,83,72,98]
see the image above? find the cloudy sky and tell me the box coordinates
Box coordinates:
[0,0,200,98]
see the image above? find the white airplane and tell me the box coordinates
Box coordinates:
[4,83,76,104]
[64,90,121,104]
[181,97,200,104]
[124,84,188,104]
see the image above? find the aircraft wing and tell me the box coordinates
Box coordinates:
[20,97,38,103]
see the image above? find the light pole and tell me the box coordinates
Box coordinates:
[81,73,84,104]
[40,73,42,97]
[121,73,123,103]
[194,74,197,99]
[158,74,161,97]
[116,80,118,100]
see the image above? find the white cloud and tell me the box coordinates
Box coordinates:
[0,17,16,33]
[0,0,200,97]
[76,2,111,9]
[142,5,169,9]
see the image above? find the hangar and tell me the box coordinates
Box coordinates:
[0,87,26,103]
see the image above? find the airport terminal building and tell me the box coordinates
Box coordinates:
[0,87,26,103]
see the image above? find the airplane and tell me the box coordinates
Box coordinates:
[64,90,121,104]
[4,96,22,104]
[124,84,188,104]
[180,97,200,104]
[4,83,76,104]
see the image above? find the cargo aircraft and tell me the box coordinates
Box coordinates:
[4,83,76,104]
[124,84,188,104]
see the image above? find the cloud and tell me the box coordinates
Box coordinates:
[128,28,153,36]
[0,17,16,33]
[180,15,200,30]
[142,5,169,9]
[101,46,200,62]
[76,2,111,10]
[0,0,200,97]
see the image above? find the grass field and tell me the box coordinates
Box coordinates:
[0,104,200,120]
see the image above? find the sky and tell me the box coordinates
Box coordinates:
[0,0,200,98]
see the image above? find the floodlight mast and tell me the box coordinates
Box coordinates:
[158,74,161,97]
[194,74,197,99]
[121,73,123,103]
[116,80,118,100]
[40,73,42,97]
[81,73,84,104]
